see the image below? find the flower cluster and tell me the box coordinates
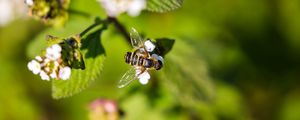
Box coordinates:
[98,0,146,17]
[25,0,70,27]
[27,44,71,81]
[88,99,121,120]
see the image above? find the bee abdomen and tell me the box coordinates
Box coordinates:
[125,52,138,66]
[125,52,155,68]
[138,57,143,66]
[132,54,139,65]
[125,52,131,64]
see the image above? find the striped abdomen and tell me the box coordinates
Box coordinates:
[124,52,154,68]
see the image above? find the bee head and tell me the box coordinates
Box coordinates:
[67,39,78,48]
[154,60,163,70]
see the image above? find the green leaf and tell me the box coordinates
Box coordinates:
[146,0,183,13]
[154,38,175,57]
[52,27,106,99]
[27,0,105,99]
[158,40,215,105]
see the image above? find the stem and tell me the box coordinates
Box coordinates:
[79,18,103,37]
[107,17,131,44]
[79,17,131,45]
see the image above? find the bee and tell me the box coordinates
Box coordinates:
[118,28,164,88]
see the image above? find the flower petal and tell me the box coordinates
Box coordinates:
[138,71,150,85]
[144,40,155,52]
[40,71,50,81]
[99,0,125,17]
[27,60,41,74]
[25,0,34,6]
[59,66,71,80]
[127,0,146,17]
[46,44,61,60]
[50,72,57,79]
[51,44,62,52]
[35,56,43,62]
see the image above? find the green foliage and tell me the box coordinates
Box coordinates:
[159,40,215,104]
[52,27,106,99]
[146,0,183,13]
[27,0,106,99]
[5,0,300,119]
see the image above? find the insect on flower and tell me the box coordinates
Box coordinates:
[27,35,85,81]
[118,28,164,88]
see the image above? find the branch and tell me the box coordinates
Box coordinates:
[107,17,131,45]
[79,17,103,37]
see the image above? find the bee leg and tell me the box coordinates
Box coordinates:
[137,67,146,76]
[142,47,150,58]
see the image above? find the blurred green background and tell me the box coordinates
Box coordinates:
[1,0,300,120]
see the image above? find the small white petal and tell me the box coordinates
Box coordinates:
[51,44,62,52]
[53,61,59,67]
[59,67,71,80]
[40,71,50,81]
[151,54,164,63]
[27,60,41,74]
[40,58,50,67]
[35,56,43,62]
[44,58,50,63]
[144,40,155,52]
[25,0,34,6]
[99,0,125,17]
[98,0,145,17]
[138,71,150,85]
[46,44,62,60]
[127,0,146,17]
[139,77,149,85]
[44,67,50,73]
[50,72,57,79]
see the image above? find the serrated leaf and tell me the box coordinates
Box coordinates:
[158,40,215,105]
[26,0,106,99]
[52,28,106,99]
[146,0,183,13]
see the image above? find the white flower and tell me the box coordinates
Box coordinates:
[99,0,125,17]
[151,54,164,63]
[40,71,50,81]
[25,0,34,6]
[138,72,150,85]
[59,66,71,80]
[127,0,146,17]
[136,69,150,85]
[27,60,41,74]
[98,0,146,17]
[46,44,62,60]
[144,40,155,52]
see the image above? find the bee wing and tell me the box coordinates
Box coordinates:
[118,67,138,88]
[130,28,145,48]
